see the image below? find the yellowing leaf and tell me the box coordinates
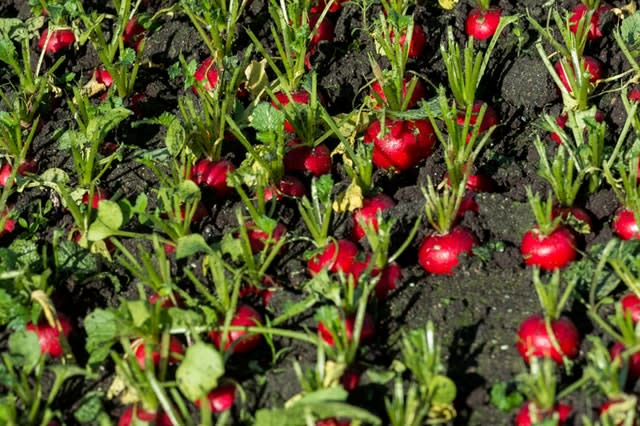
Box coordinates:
[332,180,363,213]
[438,0,459,10]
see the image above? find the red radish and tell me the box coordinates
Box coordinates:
[148,292,183,308]
[348,259,402,300]
[239,277,276,306]
[311,0,346,13]
[418,226,477,275]
[0,209,16,237]
[391,24,426,59]
[95,67,113,88]
[123,17,146,51]
[130,92,146,117]
[609,341,640,382]
[118,405,159,426]
[317,312,375,346]
[456,100,499,142]
[81,189,109,209]
[192,57,219,94]
[25,314,73,358]
[598,399,634,425]
[245,220,287,254]
[514,401,572,426]
[445,171,497,193]
[551,206,593,232]
[38,28,75,54]
[370,76,426,110]
[309,13,334,48]
[515,314,580,364]
[0,159,38,187]
[363,118,436,172]
[629,88,640,103]
[190,159,235,197]
[520,226,577,270]
[263,175,307,201]
[272,91,311,133]
[465,7,501,40]
[554,56,603,93]
[209,304,263,354]
[195,383,236,413]
[315,419,351,426]
[569,3,611,40]
[612,209,640,240]
[549,111,604,144]
[621,293,640,324]
[351,194,395,241]
[457,193,479,218]
[283,141,332,176]
[340,366,361,392]
[133,337,185,369]
[307,239,359,275]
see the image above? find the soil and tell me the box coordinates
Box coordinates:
[1,0,638,425]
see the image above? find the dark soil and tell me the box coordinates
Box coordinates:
[1,0,637,425]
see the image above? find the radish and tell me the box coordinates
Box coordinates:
[363,118,436,172]
[307,239,359,275]
[520,226,577,271]
[0,209,16,238]
[25,314,73,358]
[549,111,604,144]
[192,57,219,94]
[370,76,426,110]
[272,91,311,133]
[609,342,640,382]
[569,3,612,41]
[311,0,346,13]
[95,67,113,88]
[263,175,307,201]
[555,56,603,93]
[123,17,146,51]
[81,189,109,209]
[38,28,75,54]
[629,88,640,103]
[283,141,332,176]
[515,314,580,365]
[514,401,572,426]
[133,337,185,369]
[348,259,402,301]
[418,226,477,275]
[0,159,38,187]
[118,405,162,426]
[391,24,426,59]
[315,419,351,426]
[309,13,334,49]
[351,194,395,241]
[612,209,640,240]
[465,7,501,41]
[551,206,593,232]
[148,292,183,308]
[245,220,287,254]
[455,100,498,142]
[190,159,235,197]
[317,312,375,346]
[209,304,263,354]
[621,293,640,324]
[340,366,361,392]
[195,383,236,413]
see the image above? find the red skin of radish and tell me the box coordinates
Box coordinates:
[134,337,185,369]
[520,226,577,270]
[0,159,38,187]
[316,420,351,426]
[554,56,603,93]
[263,175,307,201]
[25,315,73,358]
[123,17,145,51]
[195,383,236,413]
[95,67,113,87]
[351,194,395,241]
[118,405,161,426]
[245,220,287,254]
[609,341,640,382]
[192,57,219,94]
[272,91,311,133]
[348,259,402,300]
[340,366,361,392]
[514,401,572,426]
[370,77,426,110]
[621,293,640,324]
[283,141,332,176]
[307,239,359,275]
[551,206,593,232]
[569,3,611,41]
[629,88,640,103]
[550,111,604,144]
[317,312,375,346]
[311,0,346,13]
[38,28,75,54]
[456,100,499,142]
[392,25,426,59]
[81,189,109,209]
[418,226,477,275]
[309,13,334,48]
[515,314,580,365]
[148,292,183,308]
[190,159,235,198]
[364,118,436,172]
[612,209,640,240]
[209,304,263,354]
[465,8,501,41]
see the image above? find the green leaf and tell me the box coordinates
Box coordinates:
[176,342,224,400]
[251,102,285,133]
[167,308,202,329]
[219,233,243,262]
[58,130,88,151]
[55,240,98,277]
[9,329,40,368]
[84,309,121,365]
[126,300,150,328]
[176,234,213,259]
[120,47,136,66]
[165,116,187,157]
[430,375,457,404]
[0,39,17,67]
[621,12,640,50]
[9,239,40,269]
[86,107,131,145]
[74,391,106,423]
[490,382,523,412]
[87,200,123,241]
